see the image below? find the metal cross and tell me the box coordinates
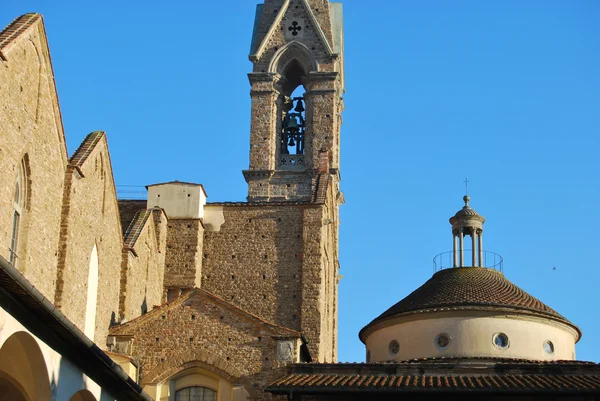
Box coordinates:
[289,21,302,36]
[463,178,470,195]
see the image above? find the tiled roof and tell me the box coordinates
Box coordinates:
[361,267,577,341]
[267,361,600,394]
[0,13,40,51]
[118,200,148,236]
[70,131,104,167]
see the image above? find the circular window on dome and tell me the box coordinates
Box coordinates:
[543,340,555,355]
[493,333,509,350]
[436,333,451,349]
[388,340,400,356]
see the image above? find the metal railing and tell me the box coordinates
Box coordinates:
[433,250,503,273]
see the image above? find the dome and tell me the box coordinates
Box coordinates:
[359,268,580,362]
[360,268,578,340]
[453,205,480,217]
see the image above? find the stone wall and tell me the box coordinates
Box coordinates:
[202,205,304,332]
[202,201,339,362]
[109,289,300,400]
[164,219,204,291]
[54,134,124,344]
[0,19,68,300]
[120,209,166,322]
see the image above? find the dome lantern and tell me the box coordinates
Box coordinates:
[449,195,485,267]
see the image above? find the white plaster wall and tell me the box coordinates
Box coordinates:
[365,312,577,362]
[147,184,206,219]
[0,307,115,401]
[203,206,225,232]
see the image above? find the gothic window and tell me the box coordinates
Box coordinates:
[9,159,28,267]
[175,387,217,401]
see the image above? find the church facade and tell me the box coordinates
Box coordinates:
[0,1,344,400]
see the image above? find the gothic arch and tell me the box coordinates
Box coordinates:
[0,332,52,401]
[143,350,257,398]
[269,41,318,77]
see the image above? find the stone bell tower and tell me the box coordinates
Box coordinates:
[244,0,345,202]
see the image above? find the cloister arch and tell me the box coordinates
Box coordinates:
[0,331,52,401]
[69,389,97,401]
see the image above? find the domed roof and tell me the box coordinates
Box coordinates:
[454,205,480,217]
[360,267,579,341]
[450,195,484,218]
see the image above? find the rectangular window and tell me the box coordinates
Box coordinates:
[9,211,20,266]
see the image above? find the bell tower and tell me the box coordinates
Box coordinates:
[244,0,345,202]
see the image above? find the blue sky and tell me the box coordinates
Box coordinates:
[2,0,599,362]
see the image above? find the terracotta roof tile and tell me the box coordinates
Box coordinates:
[267,360,600,394]
[361,267,578,340]
[0,13,40,51]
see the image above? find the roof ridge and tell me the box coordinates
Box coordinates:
[70,131,105,167]
[123,209,151,249]
[110,288,301,337]
[0,13,40,51]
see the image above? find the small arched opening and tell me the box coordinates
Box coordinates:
[280,60,307,158]
[0,331,52,401]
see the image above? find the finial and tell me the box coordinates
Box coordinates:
[463,178,470,195]
[463,195,470,206]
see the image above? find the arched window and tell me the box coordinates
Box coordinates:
[9,159,28,267]
[175,387,217,401]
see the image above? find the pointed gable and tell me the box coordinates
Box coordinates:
[251,0,335,67]
[0,13,68,164]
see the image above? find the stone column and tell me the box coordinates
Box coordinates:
[459,228,464,267]
[453,234,458,268]
[478,231,483,267]
[471,229,476,267]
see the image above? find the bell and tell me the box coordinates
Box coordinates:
[288,137,296,146]
[286,117,299,131]
[294,99,305,113]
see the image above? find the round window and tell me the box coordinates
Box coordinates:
[543,340,554,355]
[388,340,400,356]
[436,333,450,349]
[493,333,509,349]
